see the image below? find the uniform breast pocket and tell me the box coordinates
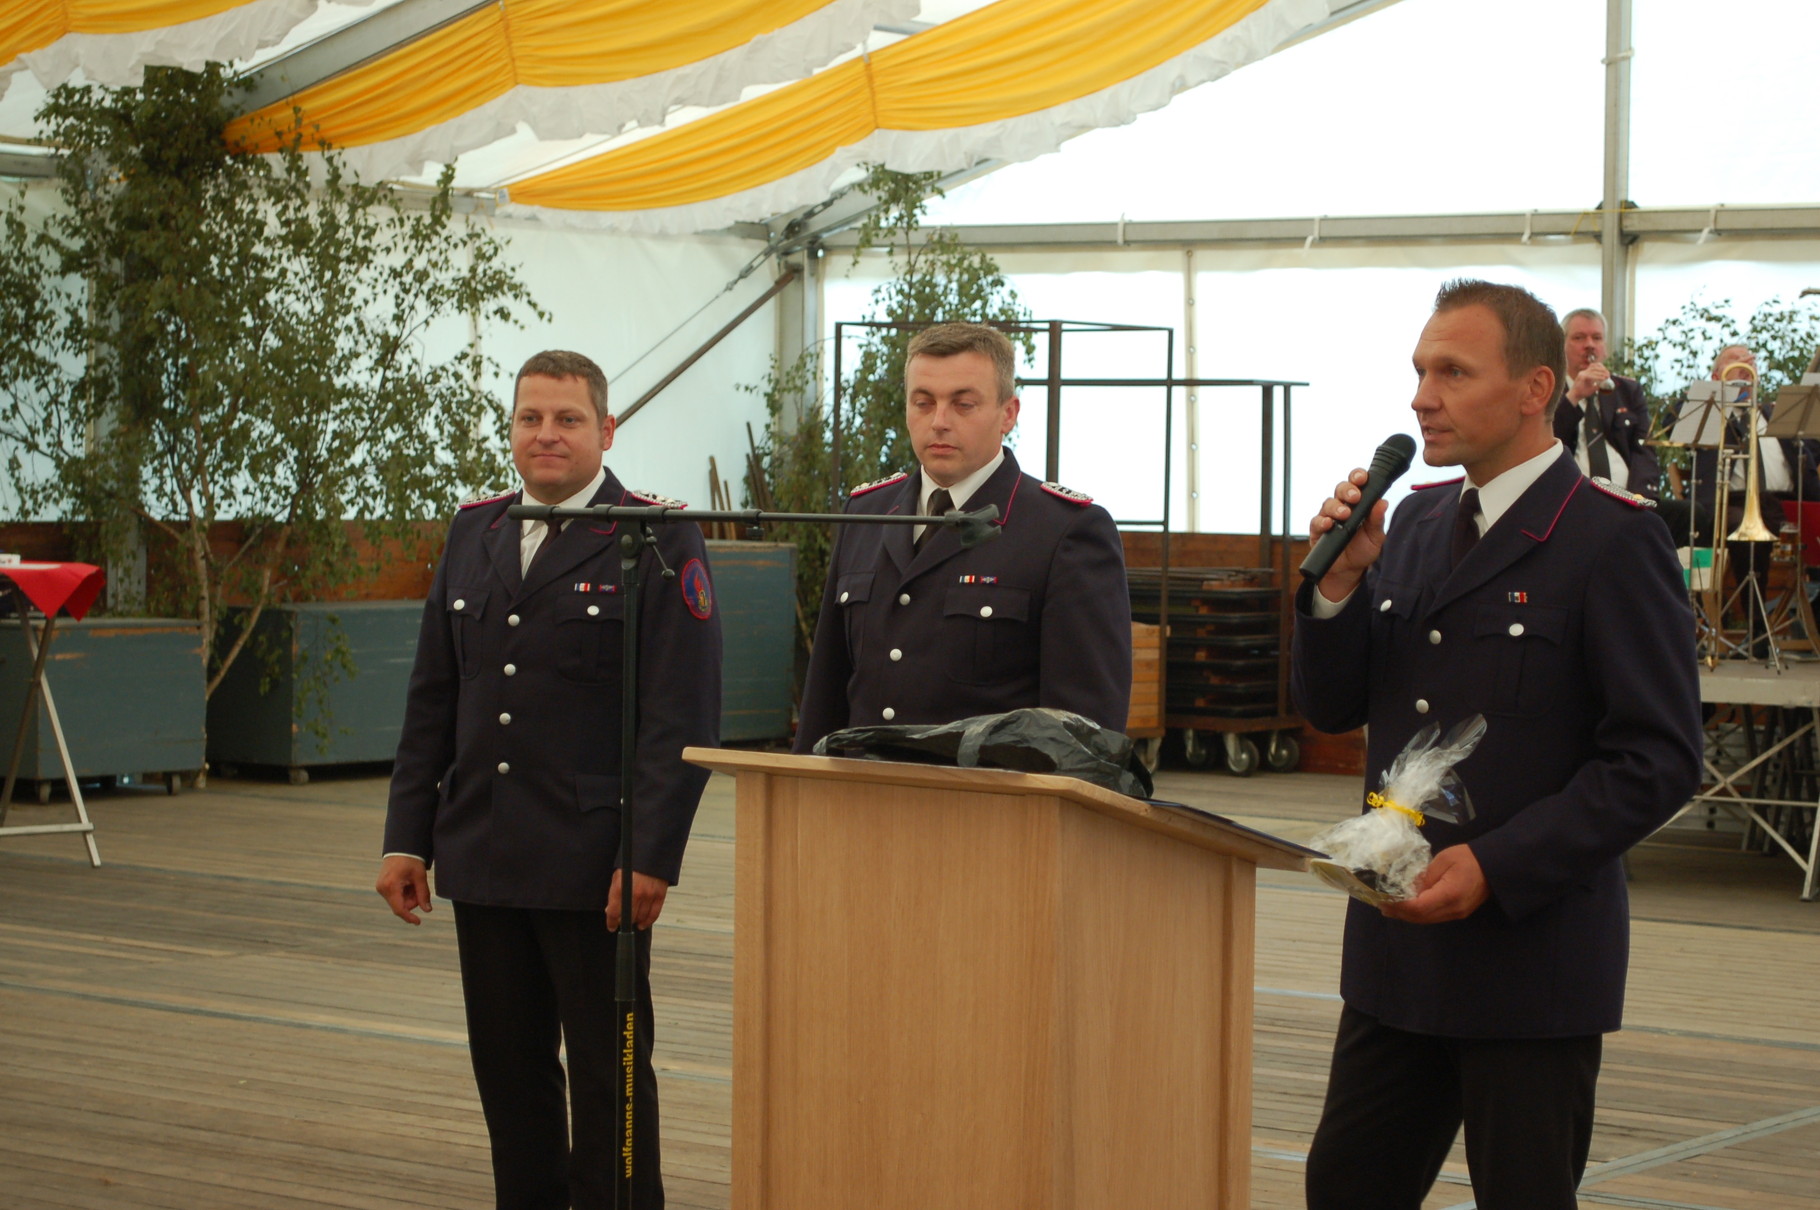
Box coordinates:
[1370,580,1419,680]
[944,584,1033,686]
[447,589,489,680]
[834,571,875,650]
[1473,604,1568,716]
[555,593,624,684]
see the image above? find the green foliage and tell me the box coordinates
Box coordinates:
[746,164,1032,651]
[1612,294,1820,461]
[0,64,543,699]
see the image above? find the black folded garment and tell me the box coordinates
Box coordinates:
[813,706,1152,799]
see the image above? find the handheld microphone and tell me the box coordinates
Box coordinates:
[1598,378,1616,392]
[1298,433,1418,582]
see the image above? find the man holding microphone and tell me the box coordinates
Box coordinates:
[1293,281,1701,1209]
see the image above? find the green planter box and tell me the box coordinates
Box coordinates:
[0,616,206,791]
[707,541,795,743]
[207,601,423,773]
[204,542,796,774]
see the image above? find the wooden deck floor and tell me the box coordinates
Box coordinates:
[1,764,1815,1209]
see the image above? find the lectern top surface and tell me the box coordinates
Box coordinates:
[683,747,1315,871]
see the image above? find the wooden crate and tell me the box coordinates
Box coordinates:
[0,616,205,787]
[1127,621,1162,736]
[705,540,795,743]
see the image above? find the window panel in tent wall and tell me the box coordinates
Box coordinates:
[1630,0,1820,207]
[1631,241,1820,380]
[919,0,1606,227]
[1194,246,1599,534]
[480,221,776,505]
[824,251,1188,527]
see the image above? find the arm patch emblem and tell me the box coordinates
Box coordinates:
[681,558,714,619]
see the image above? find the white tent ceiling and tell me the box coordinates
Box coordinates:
[0,0,1384,232]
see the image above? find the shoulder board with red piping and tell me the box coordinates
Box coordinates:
[1409,476,1465,492]
[628,490,688,508]
[1588,477,1655,509]
[1040,481,1092,505]
[850,472,908,497]
[458,490,514,511]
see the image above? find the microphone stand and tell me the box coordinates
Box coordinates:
[503,499,999,1210]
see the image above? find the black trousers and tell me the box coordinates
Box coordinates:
[454,901,662,1210]
[1305,1005,1601,1210]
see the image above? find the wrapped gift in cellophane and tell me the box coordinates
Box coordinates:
[1308,715,1484,905]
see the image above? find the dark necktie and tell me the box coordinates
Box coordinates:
[916,488,954,552]
[1451,488,1481,569]
[1581,401,1613,480]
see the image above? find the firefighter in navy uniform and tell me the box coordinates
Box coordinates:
[794,322,1131,751]
[377,350,721,1210]
[1294,283,1700,1210]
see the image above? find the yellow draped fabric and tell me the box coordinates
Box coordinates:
[226,0,839,154]
[1,1,253,67]
[506,0,1276,213]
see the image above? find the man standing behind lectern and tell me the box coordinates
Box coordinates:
[795,322,1131,751]
[377,350,721,1210]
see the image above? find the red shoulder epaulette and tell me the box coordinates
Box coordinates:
[850,472,908,498]
[1588,477,1654,509]
[458,490,514,510]
[1040,481,1092,505]
[1409,476,1465,491]
[628,489,688,508]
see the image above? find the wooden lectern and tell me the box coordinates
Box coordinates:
[683,748,1312,1209]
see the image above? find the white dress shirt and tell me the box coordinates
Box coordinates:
[1569,399,1629,492]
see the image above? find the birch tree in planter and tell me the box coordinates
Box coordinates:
[0,64,542,700]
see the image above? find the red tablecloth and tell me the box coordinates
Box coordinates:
[0,562,106,620]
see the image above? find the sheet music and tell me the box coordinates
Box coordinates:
[1668,380,1747,446]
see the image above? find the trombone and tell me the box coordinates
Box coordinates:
[1709,359,1785,665]
[1725,361,1776,543]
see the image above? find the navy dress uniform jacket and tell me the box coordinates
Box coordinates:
[385,469,722,909]
[1552,375,1662,498]
[794,451,1132,752]
[1292,450,1702,1038]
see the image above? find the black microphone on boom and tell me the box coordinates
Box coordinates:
[1298,433,1419,582]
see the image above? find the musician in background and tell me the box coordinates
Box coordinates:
[1552,307,1706,543]
[1686,344,1820,651]
[1554,308,1660,496]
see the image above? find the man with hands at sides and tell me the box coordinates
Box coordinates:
[1292,281,1701,1210]
[377,349,721,1210]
